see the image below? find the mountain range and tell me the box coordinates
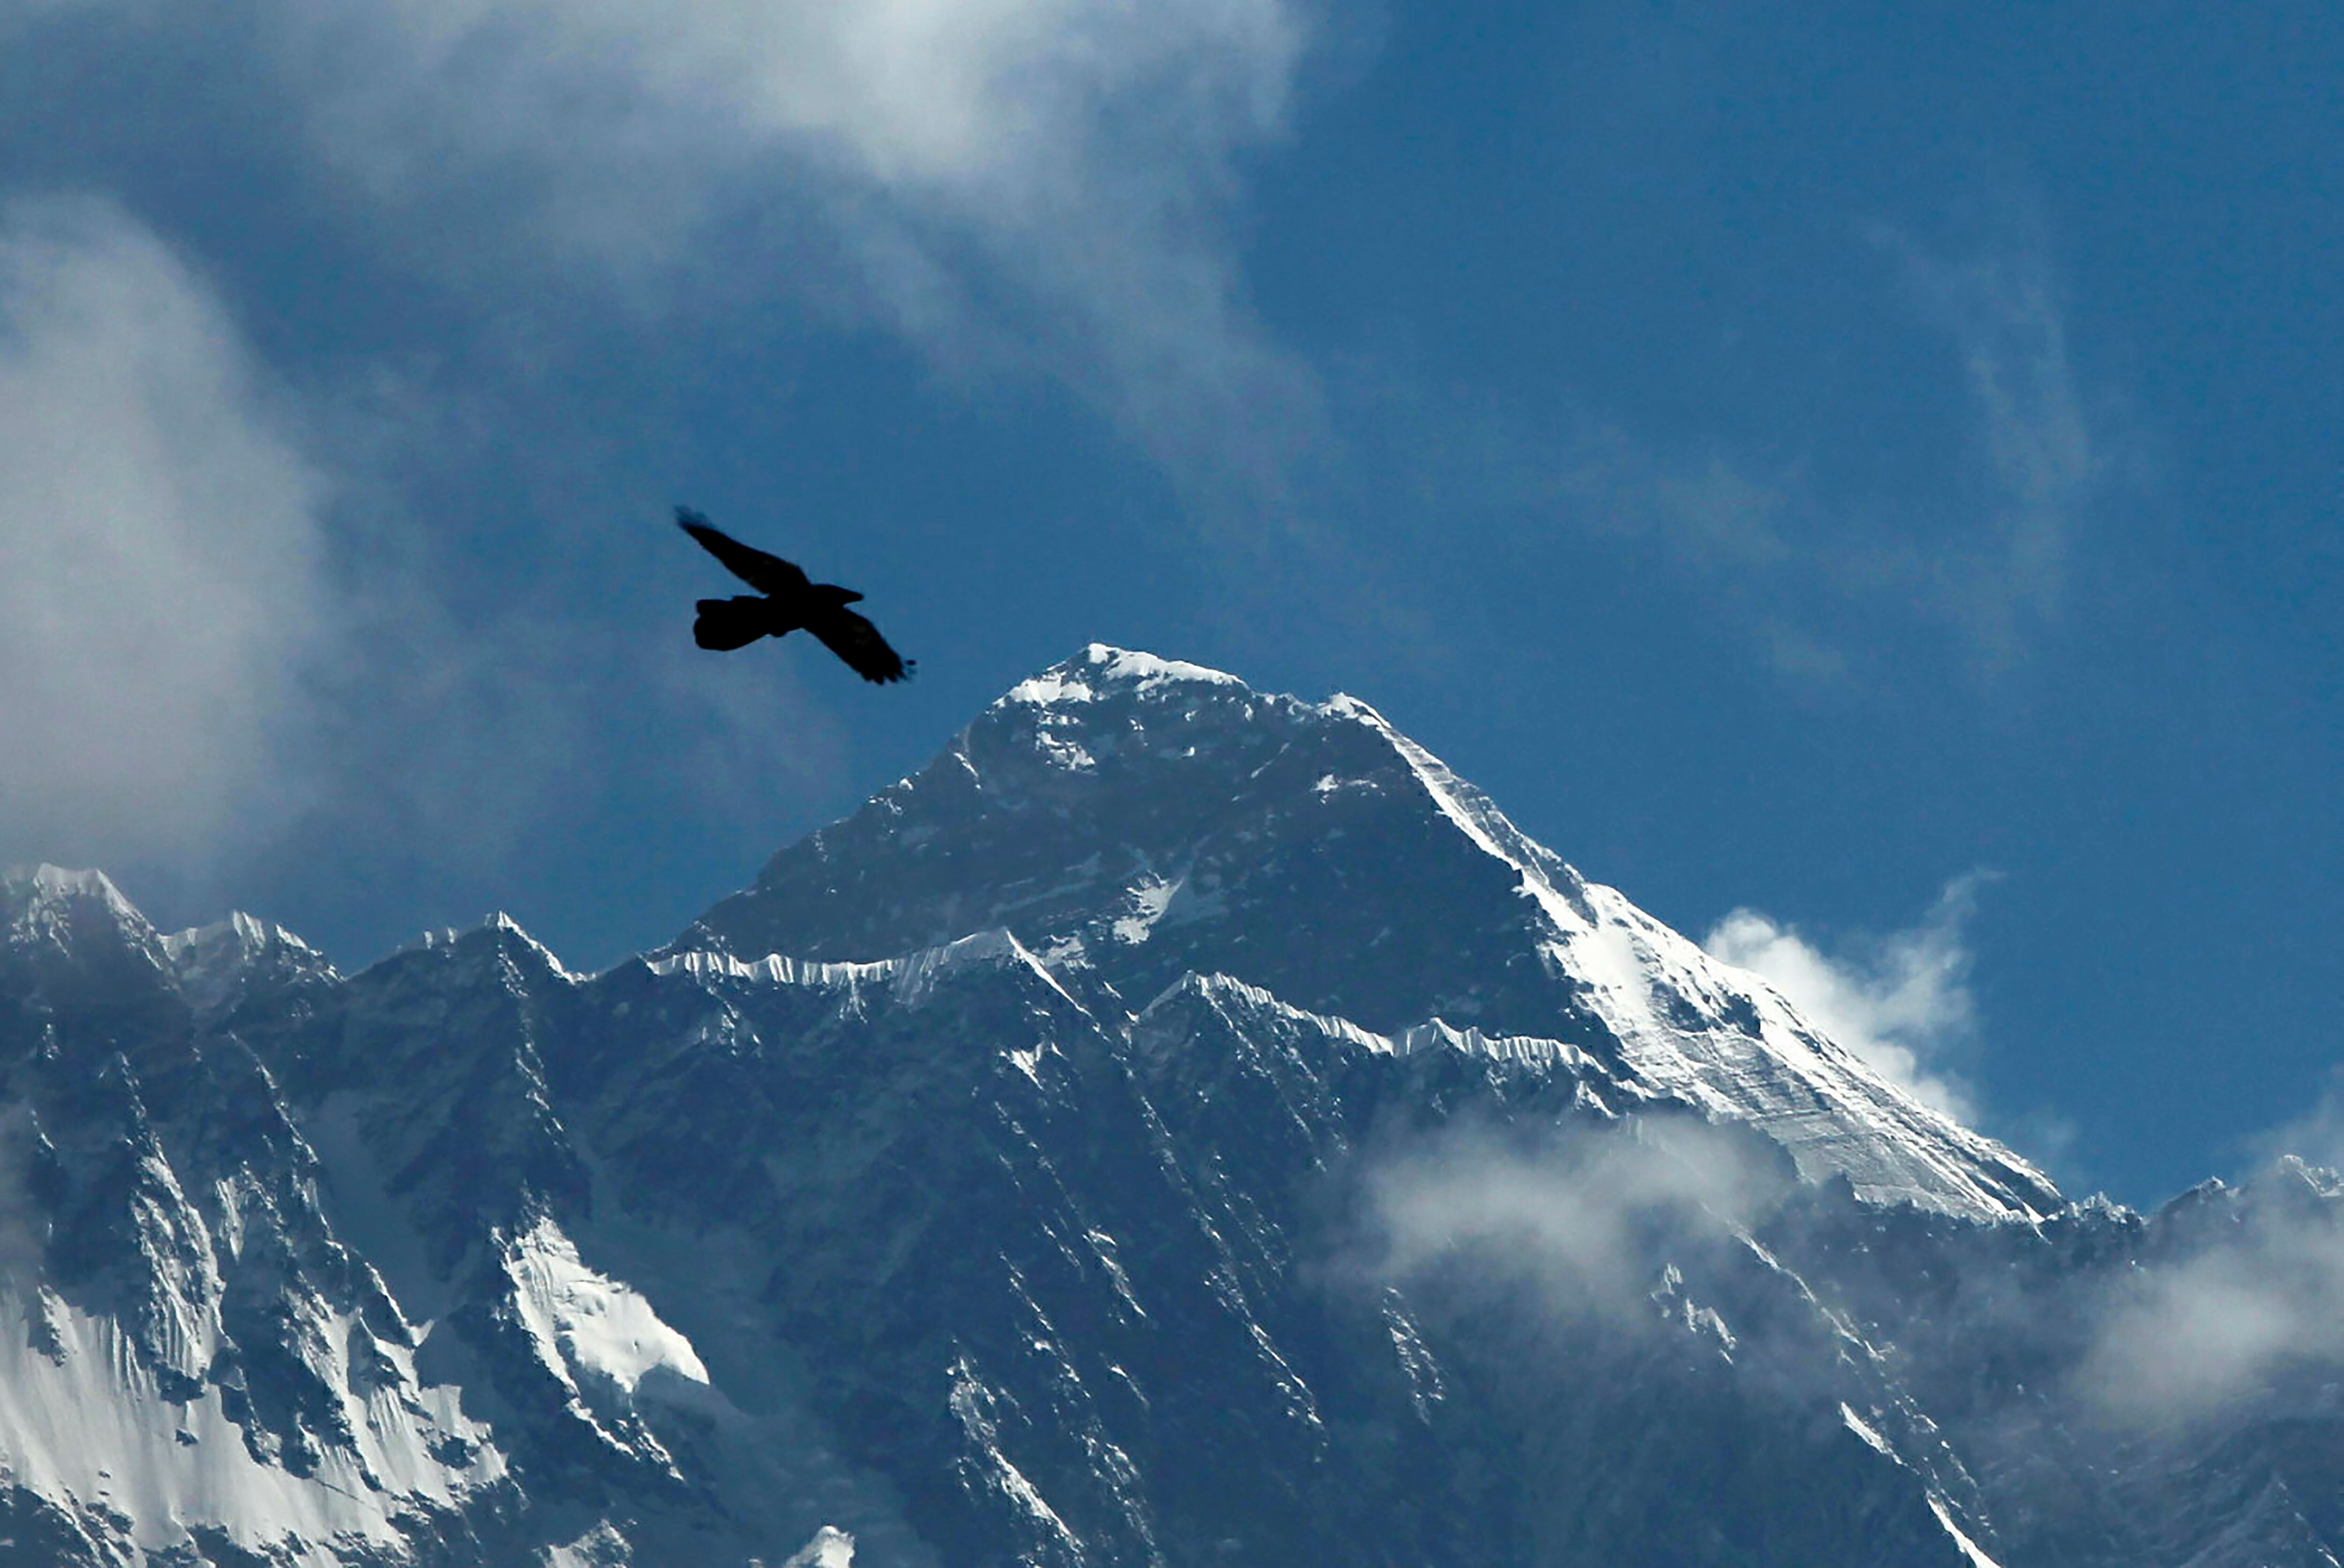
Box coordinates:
[0,645,2336,1566]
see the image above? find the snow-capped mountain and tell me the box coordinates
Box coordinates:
[0,647,2336,1566]
[685,646,2053,1222]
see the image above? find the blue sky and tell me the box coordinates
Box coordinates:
[0,0,2334,1207]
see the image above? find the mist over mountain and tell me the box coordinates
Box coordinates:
[0,647,2336,1566]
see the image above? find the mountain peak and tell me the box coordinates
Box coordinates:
[161,910,338,1017]
[4,864,164,970]
[5,670,2323,1568]
[690,648,2058,1221]
[5,863,143,924]
[382,910,575,987]
[1001,644,1251,709]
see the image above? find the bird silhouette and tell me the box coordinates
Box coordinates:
[676,508,913,684]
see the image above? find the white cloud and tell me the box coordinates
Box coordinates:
[2077,1161,2344,1428]
[256,0,1318,484]
[0,194,848,929]
[5,0,1321,505]
[1365,1118,1784,1323]
[331,0,1303,198]
[1703,876,1987,1120]
[0,196,332,872]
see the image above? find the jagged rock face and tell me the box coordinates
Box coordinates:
[0,650,2337,1567]
[0,870,503,1568]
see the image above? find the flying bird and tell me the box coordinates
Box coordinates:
[676,507,913,684]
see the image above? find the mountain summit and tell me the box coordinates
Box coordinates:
[0,651,2335,1567]
[689,644,2054,1221]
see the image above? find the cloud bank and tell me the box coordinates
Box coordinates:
[0,197,332,872]
[1703,876,1987,1120]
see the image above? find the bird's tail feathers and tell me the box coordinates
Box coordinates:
[693,596,776,652]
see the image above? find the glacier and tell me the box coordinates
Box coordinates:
[0,645,2334,1565]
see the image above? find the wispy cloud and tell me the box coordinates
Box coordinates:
[1702,876,1990,1120]
[1,0,1326,553]
[285,0,1303,205]
[1879,235,2105,668]
[1342,226,2116,687]
[2257,1068,2344,1174]
[2069,1085,2344,1429]
[1364,1118,1786,1324]
[0,196,331,873]
[2076,1161,2344,1429]
[259,0,1322,490]
[1427,225,2107,689]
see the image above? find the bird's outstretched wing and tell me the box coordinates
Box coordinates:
[807,606,914,684]
[676,507,811,597]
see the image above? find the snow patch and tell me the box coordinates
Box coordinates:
[1928,1494,2008,1568]
[651,948,894,989]
[506,1217,708,1400]
[1005,670,1097,707]
[1112,876,1180,944]
[1078,644,1245,691]
[784,1524,857,1566]
[542,1521,632,1566]
[1032,730,1098,772]
[658,929,1077,1018]
[1840,1402,1895,1457]
[1004,645,1246,710]
[889,929,1070,1008]
[0,1285,497,1563]
[486,912,579,982]
[1156,974,1608,1078]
